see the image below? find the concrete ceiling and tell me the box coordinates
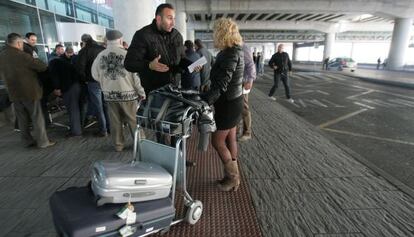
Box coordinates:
[172,0,414,32]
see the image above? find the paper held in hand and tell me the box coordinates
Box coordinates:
[188,56,207,73]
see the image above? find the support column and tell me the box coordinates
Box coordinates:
[175,11,187,41]
[323,32,335,61]
[387,18,413,70]
[112,0,156,44]
[187,28,195,42]
[292,43,298,62]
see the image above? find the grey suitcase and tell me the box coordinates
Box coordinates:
[91,160,172,206]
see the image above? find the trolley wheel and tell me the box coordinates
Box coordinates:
[185,200,203,225]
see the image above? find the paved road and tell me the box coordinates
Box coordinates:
[254,69,414,192]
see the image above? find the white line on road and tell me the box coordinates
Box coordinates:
[310,99,328,107]
[297,99,306,108]
[353,102,376,109]
[316,90,330,95]
[392,99,414,107]
[347,89,375,99]
[321,99,345,107]
[318,109,368,128]
[322,128,414,146]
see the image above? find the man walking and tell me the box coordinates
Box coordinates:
[92,30,145,152]
[268,44,294,103]
[0,33,55,148]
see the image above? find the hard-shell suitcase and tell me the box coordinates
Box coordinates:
[91,160,172,206]
[49,186,175,237]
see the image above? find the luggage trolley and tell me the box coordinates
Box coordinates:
[132,102,203,235]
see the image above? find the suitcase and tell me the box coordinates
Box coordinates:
[91,160,172,206]
[49,186,175,237]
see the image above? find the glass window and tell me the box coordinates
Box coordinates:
[46,0,69,16]
[0,1,42,42]
[39,10,58,45]
[36,0,48,10]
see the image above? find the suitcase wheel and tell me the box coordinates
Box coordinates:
[185,200,203,225]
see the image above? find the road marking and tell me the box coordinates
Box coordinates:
[322,128,414,146]
[353,102,375,109]
[292,90,314,96]
[347,89,375,99]
[318,109,368,128]
[391,99,414,107]
[372,99,396,107]
[297,99,306,108]
[309,99,328,107]
[316,90,330,95]
[321,99,345,107]
[361,99,388,107]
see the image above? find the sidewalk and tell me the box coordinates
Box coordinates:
[0,88,413,236]
[294,63,414,89]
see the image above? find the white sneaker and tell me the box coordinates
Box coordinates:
[287,98,295,103]
[269,96,276,101]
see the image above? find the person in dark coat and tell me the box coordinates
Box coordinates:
[75,34,109,137]
[202,18,245,192]
[0,33,55,148]
[50,47,82,137]
[181,40,201,90]
[124,3,194,95]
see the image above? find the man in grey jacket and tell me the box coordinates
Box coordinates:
[239,44,256,142]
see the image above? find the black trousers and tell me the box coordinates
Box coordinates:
[268,72,291,99]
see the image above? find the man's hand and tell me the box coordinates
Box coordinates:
[273,65,278,70]
[289,71,293,76]
[193,65,203,73]
[149,55,169,72]
[243,82,253,90]
[53,89,62,97]
[139,95,146,100]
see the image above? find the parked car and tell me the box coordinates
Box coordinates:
[327,57,357,72]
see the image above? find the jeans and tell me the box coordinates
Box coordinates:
[268,72,291,99]
[87,81,109,133]
[62,82,82,135]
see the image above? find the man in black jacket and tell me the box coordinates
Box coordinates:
[50,47,82,137]
[268,44,294,103]
[75,34,108,137]
[124,3,194,95]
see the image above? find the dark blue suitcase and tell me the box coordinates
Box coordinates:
[49,186,175,237]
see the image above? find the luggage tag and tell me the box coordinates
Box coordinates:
[116,194,135,220]
[119,225,137,237]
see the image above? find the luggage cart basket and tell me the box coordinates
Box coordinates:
[132,104,202,235]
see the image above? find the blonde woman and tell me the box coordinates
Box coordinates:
[202,18,245,191]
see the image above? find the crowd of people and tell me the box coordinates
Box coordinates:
[0,3,294,192]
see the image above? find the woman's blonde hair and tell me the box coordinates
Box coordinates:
[213,18,243,50]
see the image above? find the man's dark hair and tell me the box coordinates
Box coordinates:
[7,33,23,45]
[194,39,203,49]
[55,44,64,49]
[25,32,37,39]
[155,3,174,16]
[184,40,194,49]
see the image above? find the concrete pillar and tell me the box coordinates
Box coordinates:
[175,11,187,41]
[187,28,195,42]
[292,43,297,62]
[387,18,413,70]
[323,32,335,61]
[112,0,156,44]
